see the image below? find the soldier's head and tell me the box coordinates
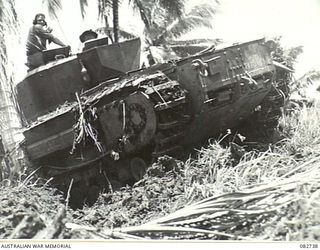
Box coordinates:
[33,13,47,26]
[79,30,98,43]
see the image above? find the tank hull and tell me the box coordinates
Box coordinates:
[17,37,285,205]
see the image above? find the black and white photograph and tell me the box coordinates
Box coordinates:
[0,0,319,249]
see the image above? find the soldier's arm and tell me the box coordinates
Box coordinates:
[50,36,66,47]
[34,24,66,47]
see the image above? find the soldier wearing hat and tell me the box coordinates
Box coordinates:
[26,13,67,69]
[79,29,98,43]
[79,29,100,51]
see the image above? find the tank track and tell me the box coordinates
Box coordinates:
[37,72,190,207]
[255,84,286,129]
[237,83,287,147]
[140,73,190,159]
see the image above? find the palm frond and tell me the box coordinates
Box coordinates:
[158,0,185,19]
[153,15,213,45]
[95,26,135,39]
[97,0,114,20]
[42,0,62,21]
[142,1,216,46]
[167,38,222,46]
[97,0,104,20]
[171,15,212,38]
[188,3,217,19]
[64,158,320,240]
[104,159,320,240]
[128,0,151,30]
[166,3,216,39]
[0,49,7,83]
[0,0,4,22]
[0,0,18,24]
[9,1,18,21]
[0,0,19,80]
[79,0,88,19]
[0,0,22,151]
[0,1,18,29]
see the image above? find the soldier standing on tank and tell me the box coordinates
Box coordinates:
[26,13,67,69]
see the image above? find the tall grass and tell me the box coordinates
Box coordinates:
[1,102,320,240]
[279,101,320,159]
[68,104,320,240]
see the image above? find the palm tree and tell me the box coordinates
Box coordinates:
[97,0,120,43]
[129,0,185,31]
[129,0,215,45]
[0,0,24,174]
[112,0,119,42]
[128,0,219,64]
[0,1,20,143]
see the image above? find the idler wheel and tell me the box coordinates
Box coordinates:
[130,157,147,181]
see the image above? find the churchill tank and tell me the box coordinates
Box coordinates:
[16,35,287,205]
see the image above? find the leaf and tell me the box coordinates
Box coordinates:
[42,0,62,21]
[79,0,88,19]
[158,0,185,19]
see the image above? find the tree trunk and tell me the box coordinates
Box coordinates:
[113,0,119,43]
[0,0,24,176]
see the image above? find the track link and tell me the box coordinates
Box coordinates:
[255,84,286,129]
[139,73,190,159]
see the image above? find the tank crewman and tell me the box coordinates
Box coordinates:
[26,13,67,69]
[79,29,98,43]
[79,29,98,51]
